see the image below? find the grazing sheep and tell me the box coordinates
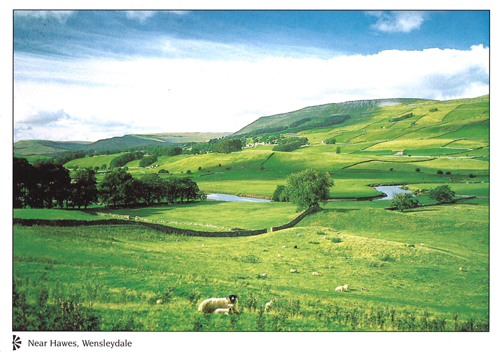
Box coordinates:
[459,266,463,271]
[277,254,282,257]
[214,305,234,315]
[261,273,267,277]
[343,284,349,291]
[198,294,240,313]
[290,268,297,273]
[420,243,425,246]
[281,245,286,248]
[156,299,163,304]
[454,207,459,210]
[265,299,276,312]
[335,286,344,292]
[297,233,301,237]
[312,272,320,276]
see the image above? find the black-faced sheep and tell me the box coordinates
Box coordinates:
[198,294,240,313]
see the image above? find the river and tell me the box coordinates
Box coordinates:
[373,185,413,201]
[207,193,272,202]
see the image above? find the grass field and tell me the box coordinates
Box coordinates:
[14,95,489,332]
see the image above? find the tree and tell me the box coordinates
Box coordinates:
[283,168,333,211]
[272,185,288,202]
[390,192,419,212]
[429,185,455,203]
[13,157,35,208]
[71,169,98,209]
[214,139,243,154]
[139,173,165,205]
[99,169,137,207]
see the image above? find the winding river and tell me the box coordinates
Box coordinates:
[207,193,272,202]
[373,185,413,201]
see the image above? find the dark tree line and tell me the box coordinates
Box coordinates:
[13,157,203,209]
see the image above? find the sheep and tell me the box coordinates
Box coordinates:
[281,245,286,249]
[312,272,321,276]
[214,305,234,315]
[264,298,276,312]
[198,294,240,313]
[343,284,349,291]
[361,287,366,291]
[261,273,267,277]
[290,268,297,273]
[156,299,163,304]
[277,254,282,257]
[297,233,301,237]
[335,286,344,292]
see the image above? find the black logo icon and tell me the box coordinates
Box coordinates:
[13,335,22,351]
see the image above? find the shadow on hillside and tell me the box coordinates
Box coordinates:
[320,208,360,214]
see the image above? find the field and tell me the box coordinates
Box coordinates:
[13,95,489,332]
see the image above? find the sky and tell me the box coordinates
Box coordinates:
[13,10,490,142]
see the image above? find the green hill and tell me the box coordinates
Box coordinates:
[14,132,230,156]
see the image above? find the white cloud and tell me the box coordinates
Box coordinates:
[125,11,156,23]
[367,11,427,33]
[14,11,75,23]
[14,45,489,142]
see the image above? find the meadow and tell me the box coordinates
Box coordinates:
[13,95,489,331]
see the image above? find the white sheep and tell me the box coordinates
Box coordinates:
[343,284,349,291]
[198,294,240,313]
[281,245,286,248]
[312,272,321,276]
[265,298,276,312]
[261,273,267,277]
[214,305,234,315]
[290,268,297,273]
[335,286,344,292]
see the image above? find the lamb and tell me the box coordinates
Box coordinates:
[198,294,240,313]
[214,305,234,315]
[343,284,349,291]
[335,286,344,292]
[265,298,276,312]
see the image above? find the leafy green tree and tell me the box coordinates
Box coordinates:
[283,169,333,211]
[325,137,337,145]
[429,185,455,203]
[272,185,288,202]
[99,169,137,207]
[139,173,165,205]
[214,139,243,154]
[390,193,419,212]
[71,169,98,209]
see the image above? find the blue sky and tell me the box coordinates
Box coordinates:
[13,10,490,142]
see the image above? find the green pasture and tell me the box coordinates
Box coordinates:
[403,148,469,156]
[446,140,489,149]
[443,102,490,122]
[13,196,489,330]
[65,154,127,170]
[414,103,462,124]
[440,122,489,140]
[105,201,301,231]
[13,208,107,220]
[367,138,456,152]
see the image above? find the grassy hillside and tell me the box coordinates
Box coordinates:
[14,132,230,156]
[14,94,489,331]
[13,139,92,156]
